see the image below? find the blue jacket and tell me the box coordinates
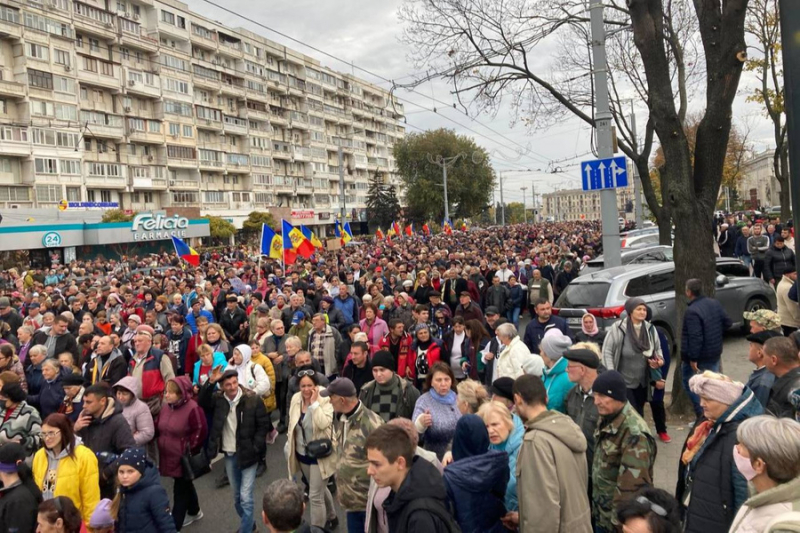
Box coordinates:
[117,464,176,533]
[508,284,523,309]
[523,316,571,355]
[333,295,358,326]
[652,328,671,403]
[192,352,228,385]
[26,373,64,419]
[746,366,776,409]
[489,414,524,512]
[734,235,750,258]
[444,449,509,533]
[681,296,732,363]
[543,356,572,413]
[186,310,214,335]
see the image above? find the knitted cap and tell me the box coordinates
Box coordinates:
[689,371,744,406]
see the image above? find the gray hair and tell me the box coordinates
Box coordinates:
[285,335,302,349]
[737,415,800,483]
[29,345,47,358]
[41,358,60,372]
[262,479,304,530]
[17,325,34,338]
[495,322,518,341]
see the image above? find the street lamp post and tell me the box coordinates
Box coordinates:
[521,186,528,223]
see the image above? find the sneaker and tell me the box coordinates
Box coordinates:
[658,432,672,443]
[183,510,204,527]
[266,428,279,445]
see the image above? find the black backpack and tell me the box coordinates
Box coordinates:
[397,498,462,533]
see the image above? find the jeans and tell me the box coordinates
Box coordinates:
[741,255,752,270]
[507,307,521,327]
[225,455,257,533]
[346,511,366,533]
[626,386,647,416]
[299,462,336,527]
[682,359,721,417]
[172,477,200,531]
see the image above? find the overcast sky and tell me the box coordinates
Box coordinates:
[186,0,776,204]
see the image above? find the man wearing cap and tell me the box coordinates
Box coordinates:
[322,377,383,533]
[428,289,451,321]
[454,291,484,324]
[776,265,800,335]
[745,330,781,408]
[508,374,592,533]
[186,297,214,336]
[22,301,43,330]
[743,309,782,334]
[288,311,312,350]
[563,348,602,481]
[200,366,269,533]
[128,326,174,418]
[764,235,796,286]
[359,350,420,423]
[590,370,656,533]
[0,296,23,335]
[307,313,342,377]
[0,442,39,533]
[220,294,248,345]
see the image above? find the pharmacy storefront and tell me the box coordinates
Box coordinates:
[0,214,210,268]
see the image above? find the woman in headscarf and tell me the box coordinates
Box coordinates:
[601,297,663,414]
[225,345,269,398]
[442,414,509,533]
[675,371,763,533]
[574,313,606,348]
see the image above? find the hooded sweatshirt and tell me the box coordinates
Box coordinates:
[226,344,269,397]
[385,456,457,533]
[113,377,155,447]
[156,376,207,478]
[517,409,592,533]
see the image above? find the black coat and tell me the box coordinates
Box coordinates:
[385,456,459,533]
[680,296,732,363]
[31,330,80,360]
[0,481,39,533]
[767,366,800,418]
[199,383,268,469]
[117,466,177,533]
[219,306,248,344]
[83,351,128,387]
[26,372,64,419]
[764,244,796,283]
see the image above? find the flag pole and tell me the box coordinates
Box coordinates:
[281,219,286,274]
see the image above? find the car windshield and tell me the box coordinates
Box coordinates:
[556,282,610,308]
[663,248,674,261]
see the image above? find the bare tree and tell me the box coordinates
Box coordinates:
[399,0,750,412]
[745,0,788,218]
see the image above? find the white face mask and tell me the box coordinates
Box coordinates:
[733,445,758,481]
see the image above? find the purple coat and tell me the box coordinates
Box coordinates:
[156,376,207,478]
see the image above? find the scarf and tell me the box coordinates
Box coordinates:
[581,313,599,336]
[429,388,457,405]
[681,419,714,465]
[625,318,651,354]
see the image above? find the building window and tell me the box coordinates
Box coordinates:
[169,123,180,137]
[53,76,75,94]
[83,57,98,72]
[0,158,12,173]
[148,120,160,133]
[160,10,175,25]
[60,159,81,175]
[34,158,58,174]
[54,49,70,67]
[26,43,49,61]
[66,187,81,201]
[36,184,60,202]
[101,190,112,202]
[182,125,193,137]
[204,191,225,203]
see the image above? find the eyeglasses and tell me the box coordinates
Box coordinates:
[635,496,667,517]
[42,430,61,439]
[297,369,316,378]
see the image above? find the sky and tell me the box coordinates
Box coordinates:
[184,0,777,207]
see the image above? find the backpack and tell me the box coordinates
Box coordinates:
[415,349,430,378]
[397,498,462,533]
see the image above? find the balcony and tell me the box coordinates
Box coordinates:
[269,111,288,127]
[223,115,247,135]
[73,16,117,41]
[220,81,245,98]
[192,73,220,91]
[196,117,223,132]
[81,115,124,139]
[169,178,199,190]
[167,158,198,169]
[0,75,24,99]
[293,146,311,162]
[198,158,224,171]
[245,106,270,121]
[128,128,164,144]
[0,127,30,157]
[288,111,309,130]
[0,8,21,39]
[78,66,122,92]
[131,177,168,190]
[119,31,159,53]
[226,154,249,172]
[0,172,22,186]
[125,70,161,98]
[272,141,292,160]
[85,175,127,189]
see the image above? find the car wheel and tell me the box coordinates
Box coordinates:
[741,298,770,334]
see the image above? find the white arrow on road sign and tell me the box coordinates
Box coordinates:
[584,164,593,190]
[609,160,625,186]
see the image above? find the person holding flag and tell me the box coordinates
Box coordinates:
[171,236,200,266]
[392,221,402,237]
[422,223,431,236]
[336,219,353,246]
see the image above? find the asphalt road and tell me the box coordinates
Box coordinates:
[172,323,755,533]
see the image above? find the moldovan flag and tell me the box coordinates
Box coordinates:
[375,227,384,240]
[343,222,354,245]
[392,221,402,236]
[405,223,413,236]
[260,224,283,260]
[443,219,453,235]
[422,223,431,236]
[461,221,468,231]
[301,225,323,249]
[283,219,314,261]
[171,236,200,266]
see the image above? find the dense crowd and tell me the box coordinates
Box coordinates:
[0,220,798,533]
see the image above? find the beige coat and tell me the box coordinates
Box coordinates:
[776,277,800,329]
[517,409,592,533]
[286,387,336,480]
[729,476,800,533]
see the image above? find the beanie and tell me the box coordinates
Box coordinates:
[371,350,395,371]
[89,499,114,529]
[592,370,627,403]
[689,371,744,406]
[540,331,572,359]
[117,447,147,476]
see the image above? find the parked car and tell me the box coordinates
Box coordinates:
[622,232,672,248]
[579,246,674,277]
[554,259,775,351]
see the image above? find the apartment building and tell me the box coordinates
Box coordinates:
[541,182,635,222]
[0,0,404,232]
[737,149,780,210]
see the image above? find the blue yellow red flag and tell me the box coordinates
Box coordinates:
[260,224,283,260]
[171,236,200,266]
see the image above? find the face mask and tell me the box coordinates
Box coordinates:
[733,445,759,481]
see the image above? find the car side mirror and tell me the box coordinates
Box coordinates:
[715,274,729,287]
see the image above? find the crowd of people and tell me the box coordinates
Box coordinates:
[0,220,798,533]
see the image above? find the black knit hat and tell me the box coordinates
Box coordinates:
[371,351,395,371]
[592,370,627,403]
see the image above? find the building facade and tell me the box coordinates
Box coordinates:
[0,0,404,232]
[541,182,635,222]
[737,149,781,210]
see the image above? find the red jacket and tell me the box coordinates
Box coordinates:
[405,339,442,381]
[378,332,413,375]
[156,376,207,478]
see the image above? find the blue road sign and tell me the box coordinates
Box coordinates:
[581,156,629,191]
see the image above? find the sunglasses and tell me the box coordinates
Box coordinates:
[297,369,316,378]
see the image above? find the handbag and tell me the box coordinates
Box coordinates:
[180,445,211,481]
[306,438,333,459]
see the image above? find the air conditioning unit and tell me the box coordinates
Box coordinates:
[9,204,19,208]
[124,106,131,112]
[64,65,71,72]
[128,80,135,86]
[133,13,140,20]
[169,179,176,186]
[147,155,154,161]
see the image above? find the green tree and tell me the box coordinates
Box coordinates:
[203,215,236,242]
[101,209,135,223]
[365,172,400,229]
[394,129,495,223]
[241,211,277,239]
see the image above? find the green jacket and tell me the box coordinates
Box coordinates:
[591,402,656,531]
[334,401,384,511]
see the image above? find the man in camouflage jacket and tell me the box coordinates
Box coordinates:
[591,370,657,533]
[321,377,383,531]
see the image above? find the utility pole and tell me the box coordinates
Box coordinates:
[499,172,506,225]
[531,181,536,223]
[780,0,800,235]
[589,0,622,268]
[428,154,462,222]
[521,186,528,223]
[630,107,644,228]
[338,146,346,222]
[492,189,497,225]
